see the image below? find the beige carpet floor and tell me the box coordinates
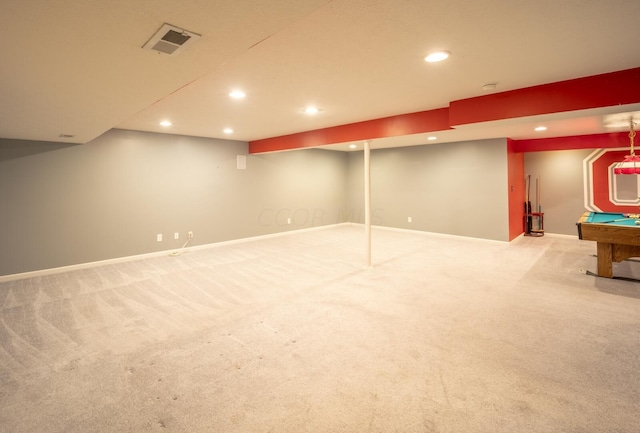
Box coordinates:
[0,225,639,432]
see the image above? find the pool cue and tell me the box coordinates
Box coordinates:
[523,175,528,234]
[534,176,538,231]
[537,176,542,230]
[535,177,538,213]
[600,218,633,224]
[524,177,529,235]
[526,175,532,234]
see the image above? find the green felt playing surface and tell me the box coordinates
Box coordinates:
[585,212,640,226]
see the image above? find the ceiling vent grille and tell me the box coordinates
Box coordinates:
[143,23,201,56]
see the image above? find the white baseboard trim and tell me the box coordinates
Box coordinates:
[361,223,579,243]
[0,223,350,283]
[542,232,579,239]
[363,223,509,244]
[0,223,580,283]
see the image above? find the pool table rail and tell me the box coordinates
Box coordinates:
[576,211,640,278]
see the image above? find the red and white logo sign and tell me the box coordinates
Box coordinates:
[583,148,640,212]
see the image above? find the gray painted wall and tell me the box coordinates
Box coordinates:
[346,139,510,241]
[524,149,593,236]
[0,128,596,277]
[0,129,348,276]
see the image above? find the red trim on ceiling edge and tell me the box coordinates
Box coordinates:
[249,108,451,154]
[450,67,640,126]
[249,67,640,154]
[511,132,631,153]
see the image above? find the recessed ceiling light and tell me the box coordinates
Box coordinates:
[425,51,450,63]
[223,128,234,134]
[534,126,547,132]
[229,90,246,99]
[349,144,357,149]
[428,136,437,141]
[160,120,172,127]
[304,106,320,115]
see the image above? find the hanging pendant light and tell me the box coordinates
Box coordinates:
[613,119,640,175]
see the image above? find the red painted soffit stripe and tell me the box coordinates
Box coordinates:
[249,67,640,154]
[249,108,451,154]
[449,67,640,126]
[511,132,631,152]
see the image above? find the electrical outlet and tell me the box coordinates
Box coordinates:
[174,232,179,240]
[188,231,194,239]
[157,234,163,242]
[408,217,412,223]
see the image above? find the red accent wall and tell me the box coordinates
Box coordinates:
[507,139,525,240]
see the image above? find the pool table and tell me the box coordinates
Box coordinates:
[576,211,640,278]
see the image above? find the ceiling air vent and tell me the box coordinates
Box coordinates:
[142,23,201,56]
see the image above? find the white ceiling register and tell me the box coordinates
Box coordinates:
[142,23,201,56]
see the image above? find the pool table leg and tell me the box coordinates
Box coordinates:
[596,242,614,278]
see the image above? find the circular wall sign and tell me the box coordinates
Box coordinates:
[583,148,640,212]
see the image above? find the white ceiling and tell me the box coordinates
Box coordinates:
[2,0,640,151]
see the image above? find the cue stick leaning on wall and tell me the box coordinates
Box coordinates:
[526,174,532,234]
[537,176,542,230]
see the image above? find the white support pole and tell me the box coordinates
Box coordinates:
[364,140,372,268]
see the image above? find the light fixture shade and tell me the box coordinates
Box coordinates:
[613,118,638,175]
[613,154,640,174]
